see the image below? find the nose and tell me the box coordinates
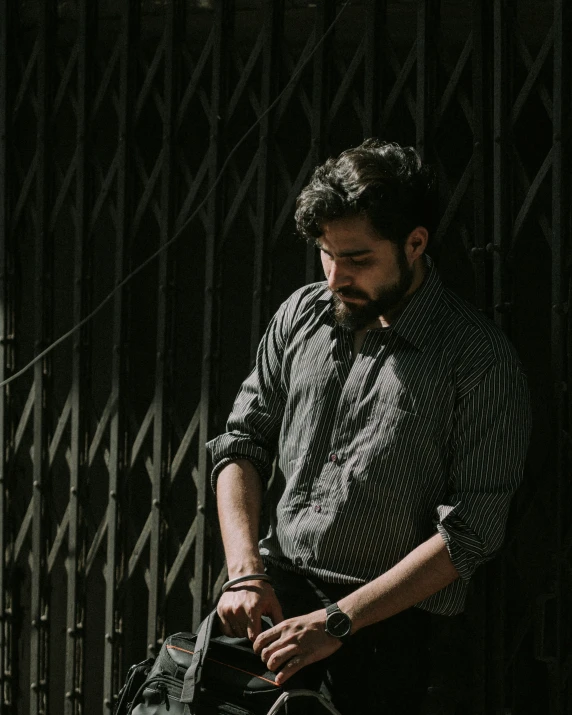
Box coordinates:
[326,259,351,293]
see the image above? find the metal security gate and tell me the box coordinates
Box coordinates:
[0,1,569,713]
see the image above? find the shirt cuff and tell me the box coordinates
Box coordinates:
[210,454,268,493]
[436,506,491,582]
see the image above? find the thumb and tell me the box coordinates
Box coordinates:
[268,594,284,626]
[247,612,262,643]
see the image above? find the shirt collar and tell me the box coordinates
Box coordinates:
[389,256,443,351]
[313,285,335,323]
[313,255,443,350]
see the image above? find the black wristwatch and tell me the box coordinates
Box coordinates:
[324,602,352,644]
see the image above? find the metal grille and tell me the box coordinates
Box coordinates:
[0,1,570,713]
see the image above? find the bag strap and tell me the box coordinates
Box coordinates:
[180,608,218,710]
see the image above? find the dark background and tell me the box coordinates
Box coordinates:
[0,1,570,713]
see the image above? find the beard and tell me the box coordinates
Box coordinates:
[332,248,415,330]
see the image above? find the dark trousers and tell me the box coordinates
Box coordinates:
[265,561,431,715]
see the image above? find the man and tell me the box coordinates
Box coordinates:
[207,139,531,714]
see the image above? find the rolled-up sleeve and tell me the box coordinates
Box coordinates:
[206,302,289,490]
[436,360,532,581]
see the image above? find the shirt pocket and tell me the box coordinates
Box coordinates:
[346,405,441,501]
[364,403,431,454]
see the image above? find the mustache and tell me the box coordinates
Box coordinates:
[333,287,369,300]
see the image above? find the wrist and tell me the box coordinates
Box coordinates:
[226,558,265,581]
[337,597,361,635]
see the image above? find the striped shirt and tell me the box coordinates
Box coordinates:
[207,260,531,615]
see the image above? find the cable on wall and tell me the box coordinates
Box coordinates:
[0,1,351,390]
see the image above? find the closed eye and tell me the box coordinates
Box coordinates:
[348,257,369,266]
[318,246,372,265]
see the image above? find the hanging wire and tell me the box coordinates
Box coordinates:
[0,1,351,390]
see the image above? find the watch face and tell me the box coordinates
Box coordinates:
[327,610,351,638]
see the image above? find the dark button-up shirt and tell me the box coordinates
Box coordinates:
[207,262,531,615]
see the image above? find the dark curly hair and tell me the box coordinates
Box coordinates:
[295,139,437,247]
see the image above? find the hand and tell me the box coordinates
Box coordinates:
[253,610,342,686]
[217,580,284,642]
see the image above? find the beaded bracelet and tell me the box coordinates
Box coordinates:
[221,573,273,593]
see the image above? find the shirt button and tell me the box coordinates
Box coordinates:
[330,453,338,462]
[294,556,303,566]
[313,504,322,513]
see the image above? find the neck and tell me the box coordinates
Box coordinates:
[374,256,428,328]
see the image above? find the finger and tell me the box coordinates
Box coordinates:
[260,641,280,664]
[246,611,262,642]
[275,655,306,686]
[268,597,284,626]
[265,643,298,672]
[230,620,248,638]
[218,602,247,638]
[253,626,278,654]
[217,612,235,637]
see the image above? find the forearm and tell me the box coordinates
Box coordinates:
[254,532,459,683]
[216,459,284,639]
[339,533,459,632]
[216,459,265,578]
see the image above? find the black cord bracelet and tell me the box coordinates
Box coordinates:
[221,573,273,593]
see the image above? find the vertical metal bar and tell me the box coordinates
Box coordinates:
[194,0,233,630]
[0,0,9,708]
[489,5,510,712]
[250,1,283,364]
[103,1,137,710]
[66,2,90,712]
[469,5,490,711]
[488,561,506,711]
[551,1,570,711]
[492,0,510,333]
[471,0,488,312]
[416,0,439,158]
[363,0,384,138]
[468,589,486,715]
[306,0,333,285]
[147,0,179,656]
[1,10,17,708]
[31,2,53,713]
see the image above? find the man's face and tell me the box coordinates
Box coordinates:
[318,215,417,330]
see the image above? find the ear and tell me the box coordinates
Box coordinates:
[405,226,428,264]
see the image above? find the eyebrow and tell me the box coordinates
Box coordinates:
[317,245,373,258]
